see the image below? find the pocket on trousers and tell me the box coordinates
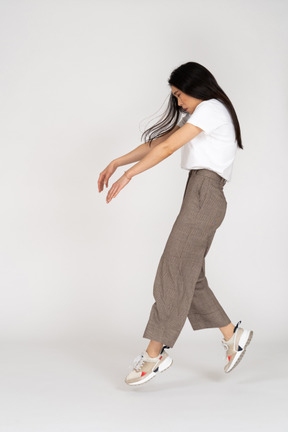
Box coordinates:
[197,177,211,210]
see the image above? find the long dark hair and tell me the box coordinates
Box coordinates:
[141,62,243,149]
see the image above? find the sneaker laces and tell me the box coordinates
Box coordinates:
[128,345,171,372]
[132,353,145,372]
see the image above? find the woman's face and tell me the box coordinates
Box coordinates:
[170,85,203,115]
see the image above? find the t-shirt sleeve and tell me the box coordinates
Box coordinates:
[186,101,226,134]
[177,113,190,128]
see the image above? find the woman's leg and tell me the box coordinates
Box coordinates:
[146,340,163,357]
[144,325,235,355]
[187,231,231,331]
[219,323,235,341]
[142,170,230,348]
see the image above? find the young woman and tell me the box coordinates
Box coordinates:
[98,61,254,386]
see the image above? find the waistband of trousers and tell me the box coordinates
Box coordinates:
[189,169,227,186]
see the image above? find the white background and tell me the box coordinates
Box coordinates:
[0,1,287,431]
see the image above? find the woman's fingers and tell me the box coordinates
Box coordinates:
[106,189,113,203]
[106,174,131,203]
[98,172,109,192]
[98,173,104,192]
[107,185,118,203]
[99,168,115,192]
[106,184,121,203]
[99,162,118,193]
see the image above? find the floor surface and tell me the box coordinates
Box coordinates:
[0,335,287,432]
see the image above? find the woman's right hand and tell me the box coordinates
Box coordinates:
[98,161,118,193]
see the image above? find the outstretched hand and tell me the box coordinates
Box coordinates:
[98,162,117,193]
[105,173,131,203]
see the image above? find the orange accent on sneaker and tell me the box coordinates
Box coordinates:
[141,371,147,376]
[228,355,231,361]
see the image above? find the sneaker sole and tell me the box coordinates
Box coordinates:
[225,330,254,373]
[125,356,173,386]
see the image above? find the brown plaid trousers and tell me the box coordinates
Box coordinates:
[143,169,231,348]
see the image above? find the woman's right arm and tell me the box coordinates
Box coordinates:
[98,125,179,192]
[112,142,151,168]
[113,124,180,168]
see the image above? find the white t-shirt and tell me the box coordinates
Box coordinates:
[177,98,238,182]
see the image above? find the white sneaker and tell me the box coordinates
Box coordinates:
[124,345,173,386]
[221,320,254,373]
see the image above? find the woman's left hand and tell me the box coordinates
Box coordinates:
[106,173,131,203]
